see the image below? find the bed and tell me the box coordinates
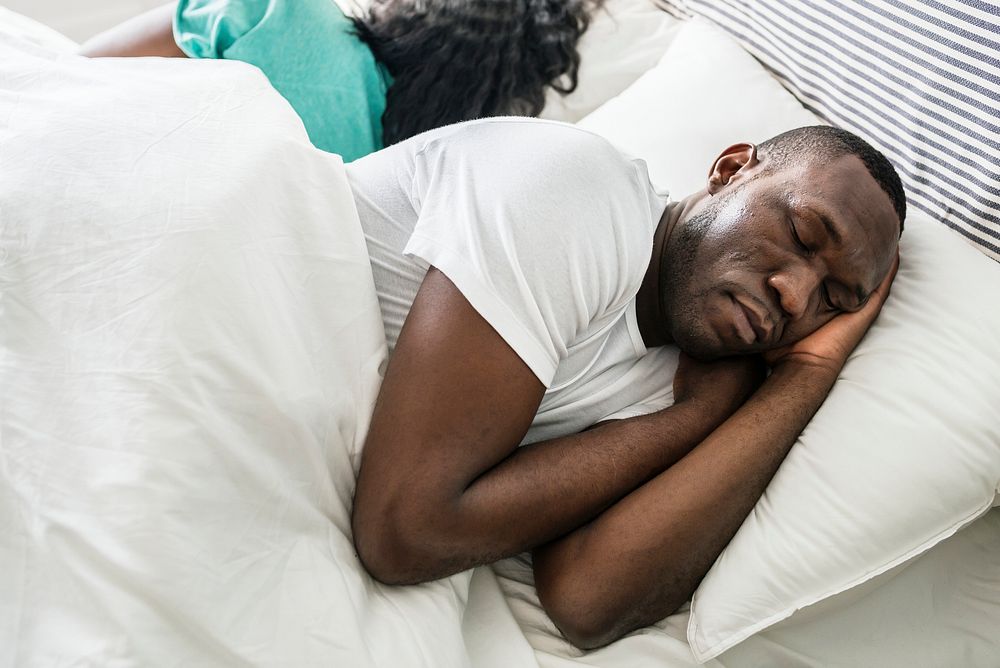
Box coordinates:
[1,2,998,667]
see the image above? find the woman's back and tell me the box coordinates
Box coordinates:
[176,0,390,161]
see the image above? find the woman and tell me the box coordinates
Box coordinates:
[81,0,599,161]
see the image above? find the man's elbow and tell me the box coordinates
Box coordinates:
[352,498,462,586]
[540,582,630,650]
[554,613,628,651]
[538,566,689,650]
[352,507,418,584]
[353,527,414,586]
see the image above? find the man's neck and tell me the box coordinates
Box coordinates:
[636,193,703,349]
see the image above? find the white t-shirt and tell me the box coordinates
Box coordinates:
[346,118,680,445]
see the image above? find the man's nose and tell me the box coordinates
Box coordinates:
[767,263,821,321]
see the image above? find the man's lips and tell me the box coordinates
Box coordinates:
[734,295,774,346]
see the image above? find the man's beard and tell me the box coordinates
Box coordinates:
[659,201,722,360]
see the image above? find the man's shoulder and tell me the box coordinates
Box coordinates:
[448,116,613,142]
[415,118,626,162]
[412,118,655,203]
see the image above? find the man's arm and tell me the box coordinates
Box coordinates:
[351,268,762,585]
[531,255,900,650]
[79,3,185,58]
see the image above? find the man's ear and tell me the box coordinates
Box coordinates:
[706,143,759,195]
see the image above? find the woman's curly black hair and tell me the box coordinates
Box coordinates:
[351,0,603,145]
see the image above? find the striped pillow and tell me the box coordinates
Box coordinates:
[653,0,1000,261]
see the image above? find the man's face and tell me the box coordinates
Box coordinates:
[662,154,900,359]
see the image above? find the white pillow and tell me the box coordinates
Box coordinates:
[578,17,1000,662]
[578,18,818,195]
[539,0,682,123]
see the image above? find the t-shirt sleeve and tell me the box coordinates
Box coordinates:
[174,0,268,59]
[403,121,657,387]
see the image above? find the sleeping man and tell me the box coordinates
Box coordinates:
[347,118,904,649]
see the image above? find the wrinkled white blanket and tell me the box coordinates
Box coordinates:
[0,31,540,667]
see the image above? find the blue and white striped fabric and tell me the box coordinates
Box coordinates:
[654,0,1000,260]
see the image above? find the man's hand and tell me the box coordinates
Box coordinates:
[673,352,766,419]
[765,253,899,374]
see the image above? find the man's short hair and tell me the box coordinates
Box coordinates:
[757,126,907,234]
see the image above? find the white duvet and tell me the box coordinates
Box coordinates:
[0,30,529,667]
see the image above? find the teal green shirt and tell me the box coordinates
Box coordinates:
[174,0,391,161]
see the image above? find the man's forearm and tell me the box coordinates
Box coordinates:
[532,361,838,649]
[357,396,732,584]
[355,271,766,586]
